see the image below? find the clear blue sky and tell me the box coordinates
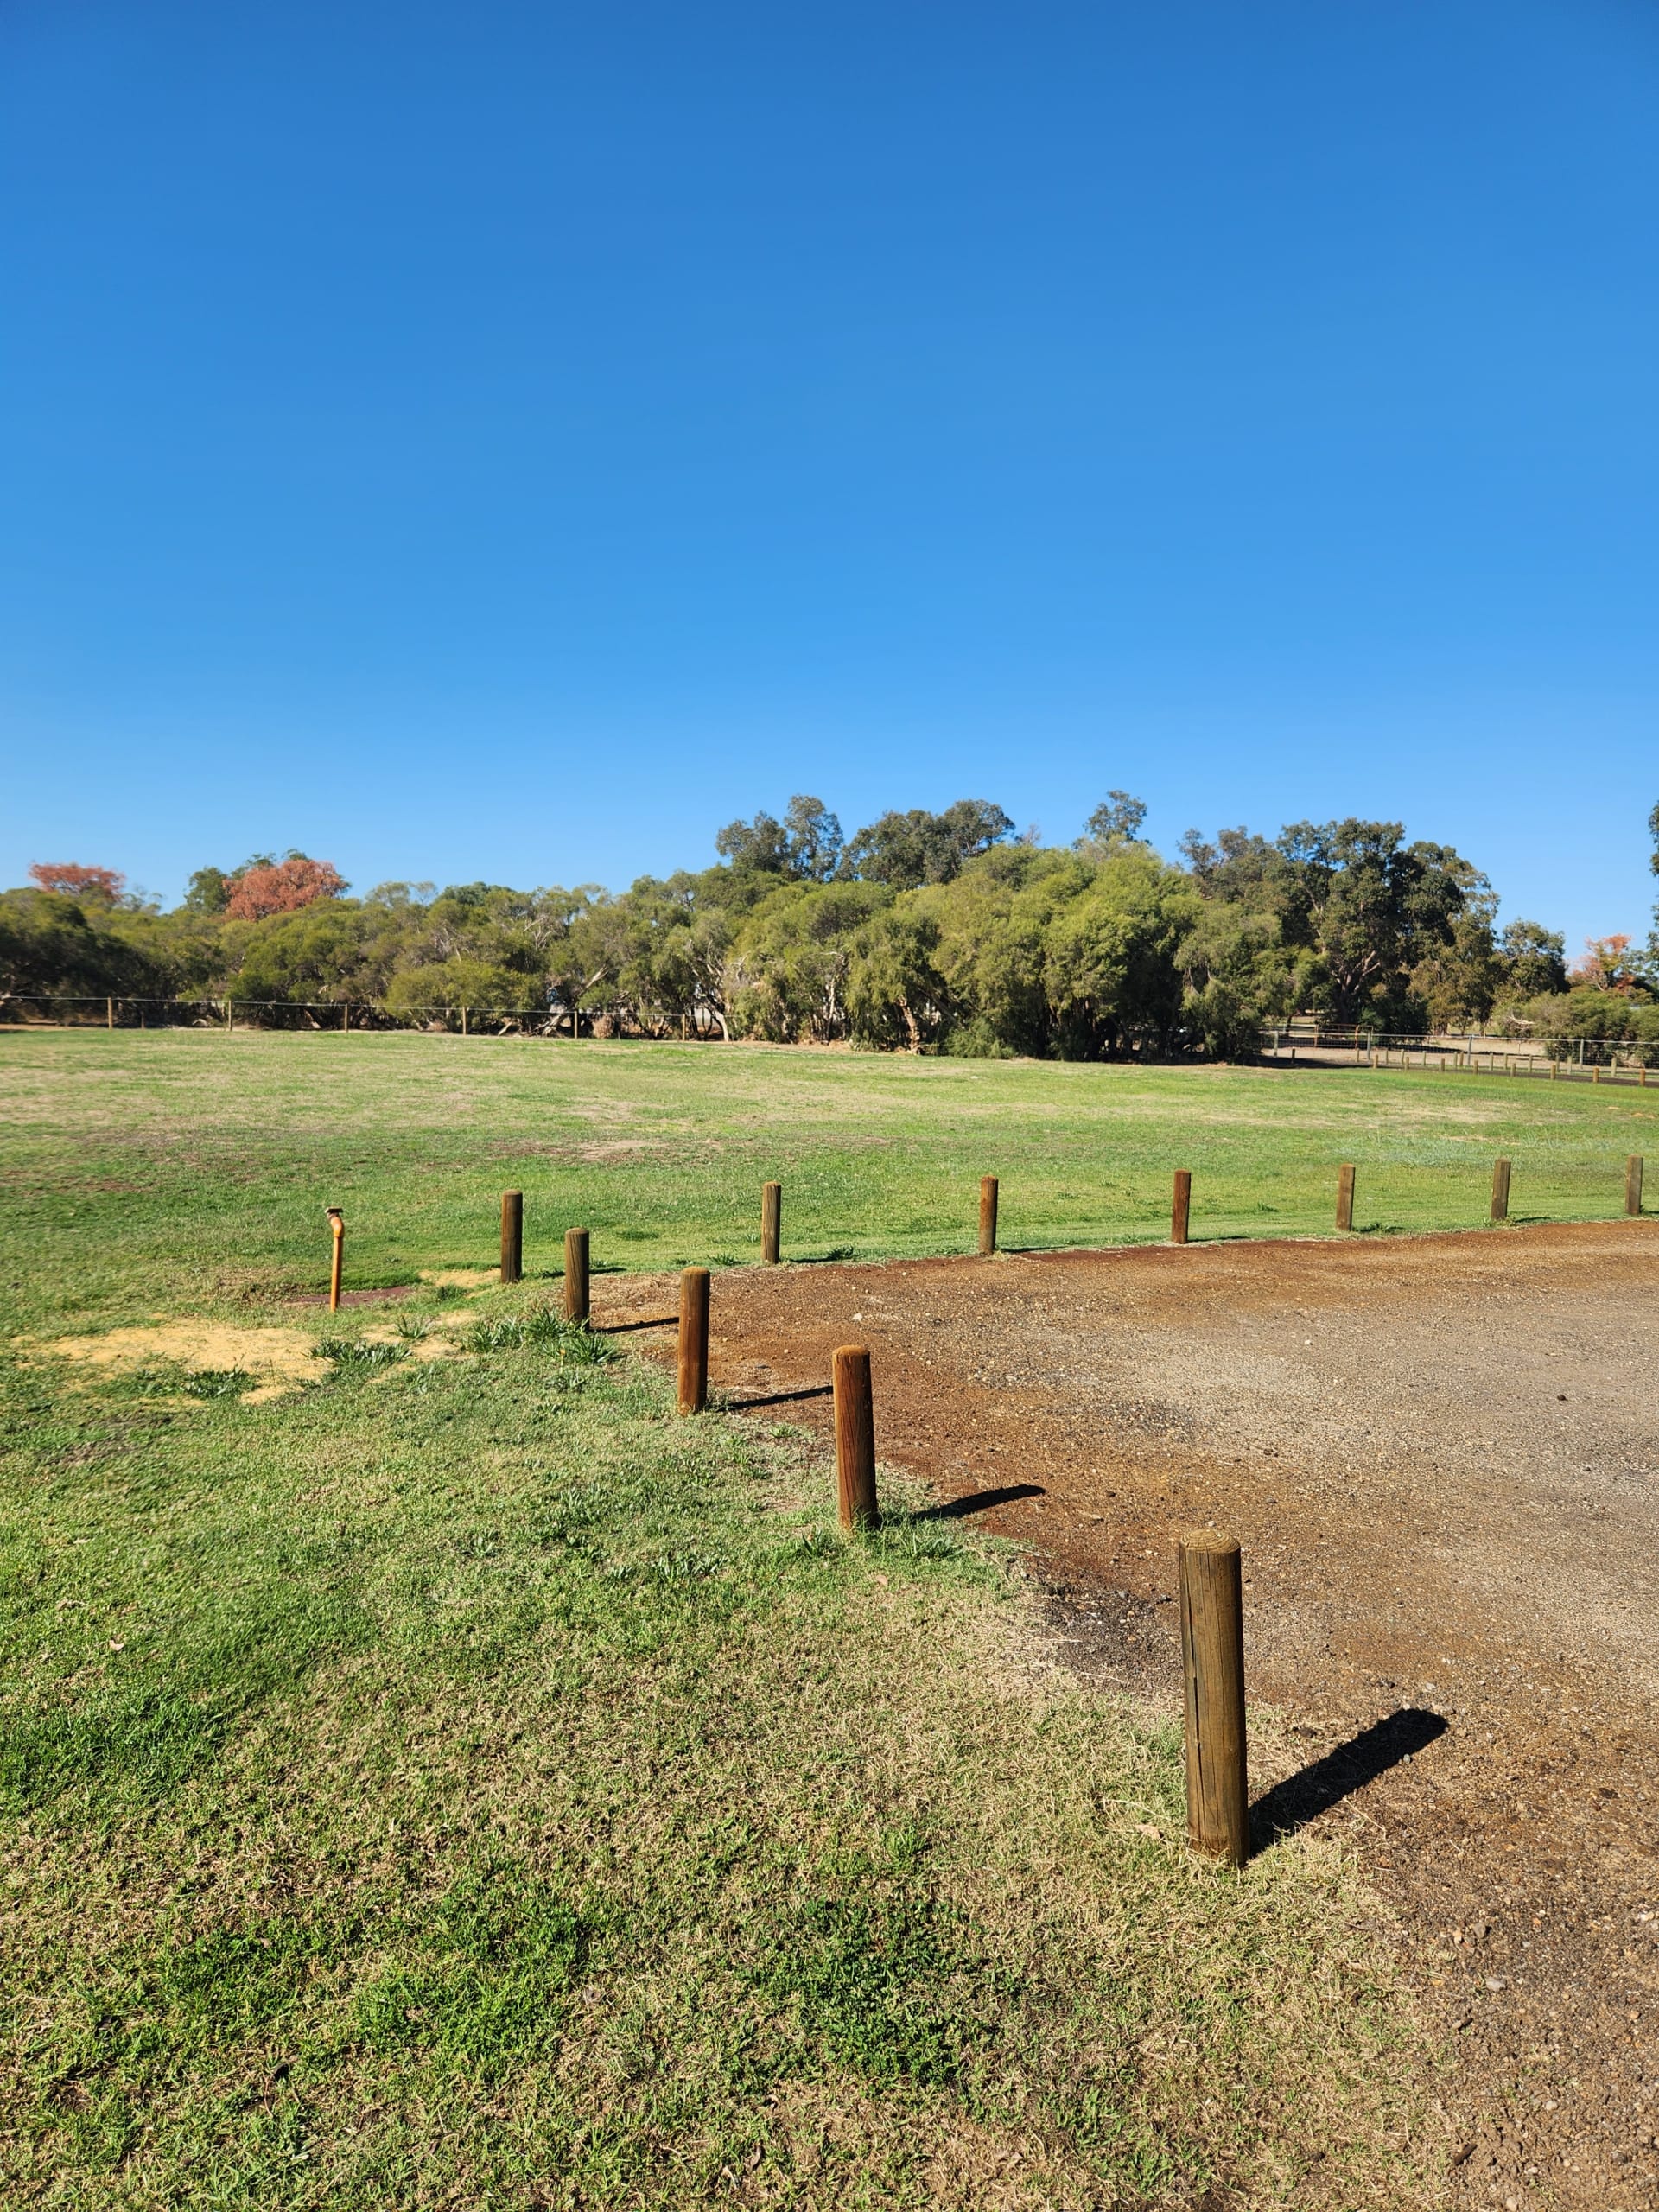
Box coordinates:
[3,0,1656,950]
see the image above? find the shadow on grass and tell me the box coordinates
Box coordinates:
[1250,1707,1448,1853]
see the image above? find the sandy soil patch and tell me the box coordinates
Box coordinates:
[40,1321,320,1402]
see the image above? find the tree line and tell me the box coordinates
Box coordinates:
[4,795,1652,1058]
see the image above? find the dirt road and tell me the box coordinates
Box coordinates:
[602,1222,1659,2210]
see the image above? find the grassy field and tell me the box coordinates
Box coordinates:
[10,1029,1639,2205]
[3,1030,1651,1315]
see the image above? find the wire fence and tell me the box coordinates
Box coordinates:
[0,995,607,1037]
[2,997,1654,1080]
[1259,1029,1658,1083]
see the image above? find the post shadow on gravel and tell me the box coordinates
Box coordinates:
[1250,1707,1449,1853]
[916,1484,1046,1521]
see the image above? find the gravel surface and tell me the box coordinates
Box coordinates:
[602,1220,1659,2211]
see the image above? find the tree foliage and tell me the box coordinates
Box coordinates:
[3,793,1607,1052]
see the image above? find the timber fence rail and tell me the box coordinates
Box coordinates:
[1260,1027,1658,1083]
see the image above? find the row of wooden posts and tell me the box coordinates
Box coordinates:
[491,1154,1638,1292]
[323,1154,1648,1870]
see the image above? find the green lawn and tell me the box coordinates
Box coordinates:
[9,1031,1618,2204]
[3,1030,1650,1322]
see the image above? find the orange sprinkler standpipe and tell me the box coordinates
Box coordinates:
[327,1207,345,1312]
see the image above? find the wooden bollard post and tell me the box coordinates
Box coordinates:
[832,1344,879,1530]
[1335,1162,1355,1232]
[677,1267,709,1414]
[978,1174,999,1256]
[563,1228,590,1323]
[1178,1530,1248,1866]
[1171,1169,1192,1246]
[327,1207,345,1313]
[1491,1158,1511,1224]
[500,1191,523,1283]
[1626,1155,1644,1217]
[761,1181,782,1265]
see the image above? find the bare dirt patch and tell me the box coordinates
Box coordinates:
[39,1321,320,1402]
[601,1222,1659,2211]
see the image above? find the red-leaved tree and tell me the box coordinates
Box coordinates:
[28,862,125,902]
[225,856,348,921]
[1570,934,1637,993]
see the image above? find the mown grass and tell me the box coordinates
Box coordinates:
[1,1030,1652,1320]
[0,1033,1506,2203]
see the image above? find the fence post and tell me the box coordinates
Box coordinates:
[327,1207,345,1313]
[1336,1163,1355,1232]
[1627,1156,1644,1217]
[461,1005,469,1037]
[677,1267,709,1414]
[832,1344,879,1530]
[106,996,113,1031]
[226,998,233,1032]
[1179,1530,1248,1866]
[500,1191,523,1283]
[342,1001,349,1033]
[1491,1158,1511,1224]
[761,1181,782,1265]
[1171,1169,1192,1246]
[978,1174,999,1256]
[1593,1063,1601,1086]
[563,1228,590,1323]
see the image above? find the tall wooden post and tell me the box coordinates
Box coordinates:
[106,996,114,1031]
[327,1208,345,1313]
[678,1268,709,1414]
[1171,1170,1192,1246]
[500,1191,523,1283]
[978,1174,999,1256]
[761,1181,782,1265]
[1626,1155,1644,1217]
[1491,1158,1511,1224]
[1335,1162,1355,1232]
[563,1229,590,1323]
[1179,1530,1248,1866]
[832,1344,879,1530]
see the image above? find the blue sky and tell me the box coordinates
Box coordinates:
[3,0,1656,950]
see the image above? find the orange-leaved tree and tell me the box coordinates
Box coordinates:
[27,862,124,903]
[225,856,347,921]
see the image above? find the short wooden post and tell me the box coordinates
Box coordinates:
[461,1005,469,1037]
[761,1181,782,1265]
[832,1344,879,1530]
[225,998,233,1032]
[342,1001,349,1033]
[1178,1530,1248,1866]
[1550,1058,1557,1081]
[106,995,114,1031]
[1335,1162,1355,1232]
[1592,1063,1601,1086]
[563,1228,590,1323]
[327,1207,345,1313]
[1171,1169,1192,1246]
[1491,1157,1511,1224]
[978,1174,999,1256]
[677,1267,709,1414]
[500,1191,523,1283]
[1626,1155,1644,1217]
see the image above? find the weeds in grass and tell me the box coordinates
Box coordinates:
[466,1308,614,1363]
[314,1337,407,1376]
[394,1311,432,1341]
